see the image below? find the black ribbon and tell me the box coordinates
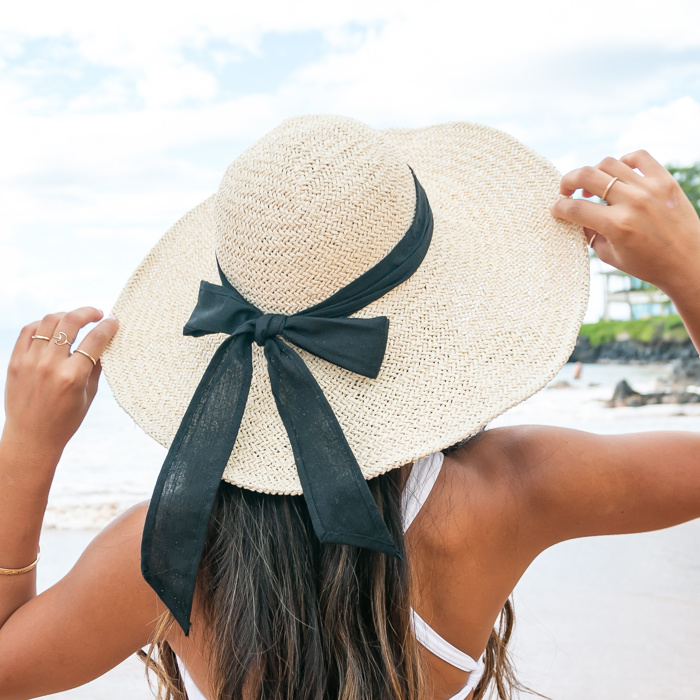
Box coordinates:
[141,170,433,635]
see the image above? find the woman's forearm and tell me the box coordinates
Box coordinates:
[664,270,700,357]
[0,440,60,628]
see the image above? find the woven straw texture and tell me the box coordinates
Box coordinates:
[101,115,589,495]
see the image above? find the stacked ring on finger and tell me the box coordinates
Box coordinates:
[31,335,51,342]
[73,349,98,366]
[53,331,75,346]
[601,176,619,204]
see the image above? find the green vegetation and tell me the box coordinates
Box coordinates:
[579,315,689,347]
[668,163,700,218]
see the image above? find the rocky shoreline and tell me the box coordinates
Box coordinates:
[569,337,698,364]
[607,378,700,408]
[568,345,700,407]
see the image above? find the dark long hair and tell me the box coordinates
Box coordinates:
[140,464,523,699]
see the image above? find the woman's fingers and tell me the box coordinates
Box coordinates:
[72,315,119,371]
[561,157,644,201]
[553,158,653,251]
[86,362,102,402]
[550,196,611,233]
[596,155,644,183]
[583,227,601,247]
[27,307,103,360]
[619,149,667,178]
[560,165,629,203]
[12,321,41,360]
[52,307,104,353]
[28,312,64,358]
[559,166,603,197]
[586,229,616,264]
[21,307,115,369]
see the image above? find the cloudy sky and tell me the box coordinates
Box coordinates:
[2,0,700,333]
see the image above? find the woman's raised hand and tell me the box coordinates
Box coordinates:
[550,151,700,300]
[1,308,119,459]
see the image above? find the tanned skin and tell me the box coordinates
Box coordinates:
[1,151,700,700]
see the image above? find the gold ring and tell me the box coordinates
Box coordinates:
[589,232,598,247]
[53,331,75,346]
[601,176,619,203]
[74,349,97,366]
[31,335,51,341]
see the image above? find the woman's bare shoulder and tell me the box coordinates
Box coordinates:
[446,424,577,471]
[441,425,558,503]
[447,424,700,552]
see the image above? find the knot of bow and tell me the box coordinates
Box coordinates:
[253,314,285,347]
[183,279,390,378]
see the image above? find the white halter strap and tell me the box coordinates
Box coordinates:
[402,452,486,698]
[402,451,444,532]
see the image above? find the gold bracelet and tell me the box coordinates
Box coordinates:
[0,546,41,576]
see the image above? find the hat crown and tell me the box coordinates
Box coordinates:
[214,115,416,314]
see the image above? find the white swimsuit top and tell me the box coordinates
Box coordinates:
[177,451,485,700]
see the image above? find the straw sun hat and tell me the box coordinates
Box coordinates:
[102,115,588,495]
[101,115,589,631]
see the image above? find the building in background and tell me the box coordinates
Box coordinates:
[600,270,674,320]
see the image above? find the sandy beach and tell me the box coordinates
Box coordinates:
[23,362,700,698]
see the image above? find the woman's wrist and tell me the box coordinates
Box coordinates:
[658,258,700,355]
[657,255,700,306]
[0,436,62,494]
[0,439,55,574]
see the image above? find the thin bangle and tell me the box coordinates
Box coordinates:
[0,546,41,576]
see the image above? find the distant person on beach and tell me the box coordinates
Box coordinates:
[2,116,700,700]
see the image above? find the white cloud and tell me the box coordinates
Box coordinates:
[136,63,220,108]
[616,96,700,165]
[0,0,404,65]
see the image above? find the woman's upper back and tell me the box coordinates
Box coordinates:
[168,427,535,700]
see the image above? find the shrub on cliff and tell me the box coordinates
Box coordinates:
[579,315,689,347]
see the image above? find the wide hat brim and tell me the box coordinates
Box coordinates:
[101,121,589,495]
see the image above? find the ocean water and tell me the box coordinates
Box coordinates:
[1,331,699,528]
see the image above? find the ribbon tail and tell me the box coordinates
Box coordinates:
[141,335,253,635]
[264,339,400,558]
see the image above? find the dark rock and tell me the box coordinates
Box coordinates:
[607,381,700,407]
[569,338,698,364]
[611,379,640,401]
[671,358,700,388]
[548,380,572,389]
[568,336,600,363]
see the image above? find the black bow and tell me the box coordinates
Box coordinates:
[141,170,434,635]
